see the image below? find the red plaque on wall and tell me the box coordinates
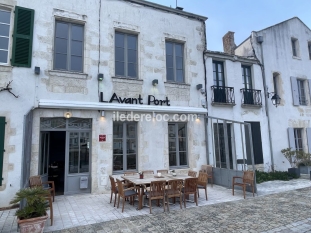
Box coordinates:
[99,135,106,142]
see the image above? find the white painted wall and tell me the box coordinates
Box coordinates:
[0,0,207,207]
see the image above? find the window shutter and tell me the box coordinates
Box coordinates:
[307,128,311,153]
[287,128,295,150]
[11,6,34,67]
[308,79,311,104]
[0,117,6,186]
[290,76,299,106]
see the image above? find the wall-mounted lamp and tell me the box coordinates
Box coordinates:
[101,110,105,117]
[267,92,281,107]
[152,79,158,86]
[34,66,40,75]
[64,112,72,119]
[196,84,203,90]
[98,73,104,81]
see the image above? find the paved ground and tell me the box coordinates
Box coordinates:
[0,178,310,233]
[53,187,311,233]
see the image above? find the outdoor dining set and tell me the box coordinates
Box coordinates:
[109,165,214,213]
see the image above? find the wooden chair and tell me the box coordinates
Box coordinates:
[29,175,55,202]
[188,170,197,177]
[156,169,168,174]
[146,180,166,214]
[166,179,183,211]
[200,165,214,187]
[142,170,154,175]
[182,178,198,208]
[116,179,138,212]
[197,172,208,200]
[232,171,255,199]
[109,176,118,207]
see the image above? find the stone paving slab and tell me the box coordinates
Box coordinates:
[51,187,311,233]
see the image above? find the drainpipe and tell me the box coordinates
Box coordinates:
[255,34,275,171]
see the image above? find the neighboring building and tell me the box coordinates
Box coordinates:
[204,49,271,172]
[235,17,311,171]
[0,0,207,207]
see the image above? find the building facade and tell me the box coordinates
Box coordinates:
[0,0,207,207]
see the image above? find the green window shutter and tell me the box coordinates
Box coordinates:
[11,6,34,67]
[0,117,6,186]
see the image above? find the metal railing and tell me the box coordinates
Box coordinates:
[240,88,262,106]
[211,86,235,104]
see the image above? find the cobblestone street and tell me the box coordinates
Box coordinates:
[53,187,311,233]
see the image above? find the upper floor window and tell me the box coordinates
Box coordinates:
[0,9,11,64]
[294,128,303,151]
[54,21,84,72]
[273,72,280,97]
[241,65,252,89]
[166,41,184,83]
[297,79,306,105]
[308,42,311,60]
[213,61,225,86]
[291,38,299,57]
[115,32,138,78]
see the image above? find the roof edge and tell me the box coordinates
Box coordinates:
[122,0,208,22]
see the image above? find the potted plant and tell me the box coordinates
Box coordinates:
[138,172,143,179]
[281,147,302,177]
[298,152,311,174]
[10,187,50,233]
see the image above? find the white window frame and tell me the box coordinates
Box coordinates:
[0,8,11,64]
[297,79,307,106]
[294,128,303,151]
[165,41,185,83]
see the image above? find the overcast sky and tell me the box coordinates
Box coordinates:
[148,0,311,51]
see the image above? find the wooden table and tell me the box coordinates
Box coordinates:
[121,174,193,210]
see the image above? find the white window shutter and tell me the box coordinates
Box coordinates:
[307,128,311,153]
[287,128,295,150]
[308,79,311,104]
[290,76,299,106]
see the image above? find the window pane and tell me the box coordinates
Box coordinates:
[113,155,123,171]
[0,37,8,50]
[175,44,183,57]
[128,49,137,63]
[166,55,173,68]
[69,132,79,173]
[178,124,186,137]
[71,40,83,56]
[127,154,136,170]
[55,22,68,39]
[213,62,216,72]
[169,141,176,152]
[115,47,124,61]
[54,53,67,70]
[127,139,136,154]
[113,124,123,138]
[167,68,174,81]
[176,70,183,83]
[218,63,223,72]
[79,132,89,173]
[71,25,83,41]
[166,42,173,55]
[115,61,125,76]
[176,57,183,69]
[113,139,123,154]
[127,35,137,49]
[0,50,8,63]
[127,124,136,138]
[179,152,187,166]
[71,56,83,72]
[115,33,124,48]
[128,63,136,77]
[0,24,9,36]
[0,10,11,24]
[169,152,177,166]
[55,38,67,53]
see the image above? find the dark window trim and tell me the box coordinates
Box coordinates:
[241,65,252,89]
[165,41,185,83]
[213,60,225,87]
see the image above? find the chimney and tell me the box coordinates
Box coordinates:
[223,31,236,55]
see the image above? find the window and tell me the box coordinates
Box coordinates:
[168,123,187,167]
[241,65,252,89]
[54,21,84,72]
[166,41,184,83]
[308,42,311,60]
[294,128,303,151]
[113,122,137,171]
[291,38,299,57]
[213,61,225,86]
[273,72,280,97]
[0,9,11,64]
[297,79,306,105]
[115,32,137,78]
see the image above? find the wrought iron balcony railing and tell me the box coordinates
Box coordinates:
[211,86,235,105]
[240,88,262,106]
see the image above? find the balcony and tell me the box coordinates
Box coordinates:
[240,88,262,107]
[211,86,235,106]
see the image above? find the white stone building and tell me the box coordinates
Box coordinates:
[235,17,311,171]
[0,0,207,207]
